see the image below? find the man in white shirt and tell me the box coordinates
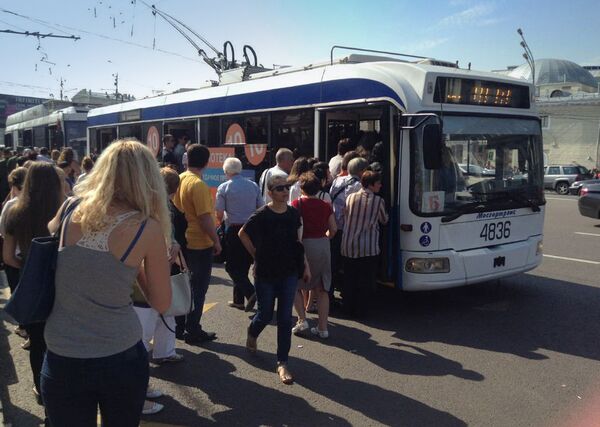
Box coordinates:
[328,138,351,179]
[258,148,294,203]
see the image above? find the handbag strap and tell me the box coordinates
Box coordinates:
[120,220,148,262]
[177,250,188,272]
[58,199,81,248]
[160,314,176,334]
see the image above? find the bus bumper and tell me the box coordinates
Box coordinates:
[400,236,543,291]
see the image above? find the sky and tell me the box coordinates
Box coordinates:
[1,0,600,100]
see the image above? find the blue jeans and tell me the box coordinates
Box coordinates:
[185,247,213,335]
[41,341,149,427]
[248,275,297,362]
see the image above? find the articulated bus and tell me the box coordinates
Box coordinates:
[87,52,545,291]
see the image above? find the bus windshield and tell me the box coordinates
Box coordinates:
[411,115,545,219]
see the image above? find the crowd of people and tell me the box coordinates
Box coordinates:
[2,134,388,426]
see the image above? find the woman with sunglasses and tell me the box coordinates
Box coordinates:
[239,175,310,384]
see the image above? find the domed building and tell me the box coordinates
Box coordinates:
[508,58,598,97]
[495,58,600,169]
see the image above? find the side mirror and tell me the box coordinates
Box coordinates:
[423,124,443,170]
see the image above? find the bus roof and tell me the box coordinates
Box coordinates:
[88,59,535,126]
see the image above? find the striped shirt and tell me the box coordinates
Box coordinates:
[341,188,389,258]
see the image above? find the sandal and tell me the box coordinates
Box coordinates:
[277,363,294,385]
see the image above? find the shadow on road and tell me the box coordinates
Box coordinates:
[356,272,600,362]
[199,341,466,427]
[301,320,484,381]
[149,348,353,426]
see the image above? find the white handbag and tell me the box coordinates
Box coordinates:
[164,252,193,317]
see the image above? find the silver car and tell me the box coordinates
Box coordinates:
[544,164,592,195]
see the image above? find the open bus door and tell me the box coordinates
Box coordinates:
[318,103,397,286]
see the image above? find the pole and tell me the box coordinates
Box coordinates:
[596,119,600,169]
[113,73,119,100]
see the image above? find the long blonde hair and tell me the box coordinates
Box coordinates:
[73,139,171,242]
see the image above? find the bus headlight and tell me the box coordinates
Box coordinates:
[405,258,450,274]
[536,240,543,255]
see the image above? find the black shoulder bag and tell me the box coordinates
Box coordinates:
[4,199,80,325]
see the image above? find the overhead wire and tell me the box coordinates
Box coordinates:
[0,7,201,63]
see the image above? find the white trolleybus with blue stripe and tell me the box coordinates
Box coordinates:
[86,45,545,291]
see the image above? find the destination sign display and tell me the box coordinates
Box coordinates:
[433,77,530,109]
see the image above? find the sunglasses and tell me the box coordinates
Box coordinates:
[270,184,291,192]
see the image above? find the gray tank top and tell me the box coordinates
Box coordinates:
[45,210,147,358]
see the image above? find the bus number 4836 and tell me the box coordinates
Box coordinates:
[480,221,511,241]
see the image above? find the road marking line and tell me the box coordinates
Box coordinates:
[203,302,218,313]
[575,232,600,237]
[543,254,600,265]
[545,197,577,201]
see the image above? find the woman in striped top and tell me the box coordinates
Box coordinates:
[341,170,388,317]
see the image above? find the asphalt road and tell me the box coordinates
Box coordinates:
[2,193,600,427]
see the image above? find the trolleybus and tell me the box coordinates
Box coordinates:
[87,49,545,290]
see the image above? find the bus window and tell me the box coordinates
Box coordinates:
[119,124,142,140]
[221,114,268,146]
[165,120,197,144]
[271,109,314,159]
[34,125,46,148]
[200,117,220,146]
[23,129,32,147]
[96,127,117,152]
[48,125,60,150]
[4,133,13,149]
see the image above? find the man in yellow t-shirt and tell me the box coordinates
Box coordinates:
[173,144,222,344]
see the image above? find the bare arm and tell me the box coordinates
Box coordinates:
[326,213,338,239]
[198,213,222,255]
[48,200,70,235]
[378,198,389,225]
[137,220,172,314]
[3,235,22,269]
[215,209,225,224]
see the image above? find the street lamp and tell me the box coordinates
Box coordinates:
[517,28,536,96]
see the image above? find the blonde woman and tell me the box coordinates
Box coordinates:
[42,139,172,427]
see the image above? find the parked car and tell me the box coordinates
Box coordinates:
[458,163,495,177]
[544,164,592,195]
[569,178,600,195]
[578,183,600,219]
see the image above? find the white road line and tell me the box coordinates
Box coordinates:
[543,254,600,265]
[575,232,600,237]
[545,197,577,201]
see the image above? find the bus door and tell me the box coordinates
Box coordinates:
[318,104,397,284]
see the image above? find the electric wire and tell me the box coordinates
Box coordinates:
[0,7,201,63]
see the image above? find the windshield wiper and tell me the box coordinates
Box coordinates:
[441,201,487,223]
[487,190,541,212]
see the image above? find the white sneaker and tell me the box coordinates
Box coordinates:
[146,387,163,399]
[310,327,329,339]
[292,320,309,335]
[142,401,164,415]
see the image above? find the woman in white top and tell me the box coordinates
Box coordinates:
[287,157,311,204]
